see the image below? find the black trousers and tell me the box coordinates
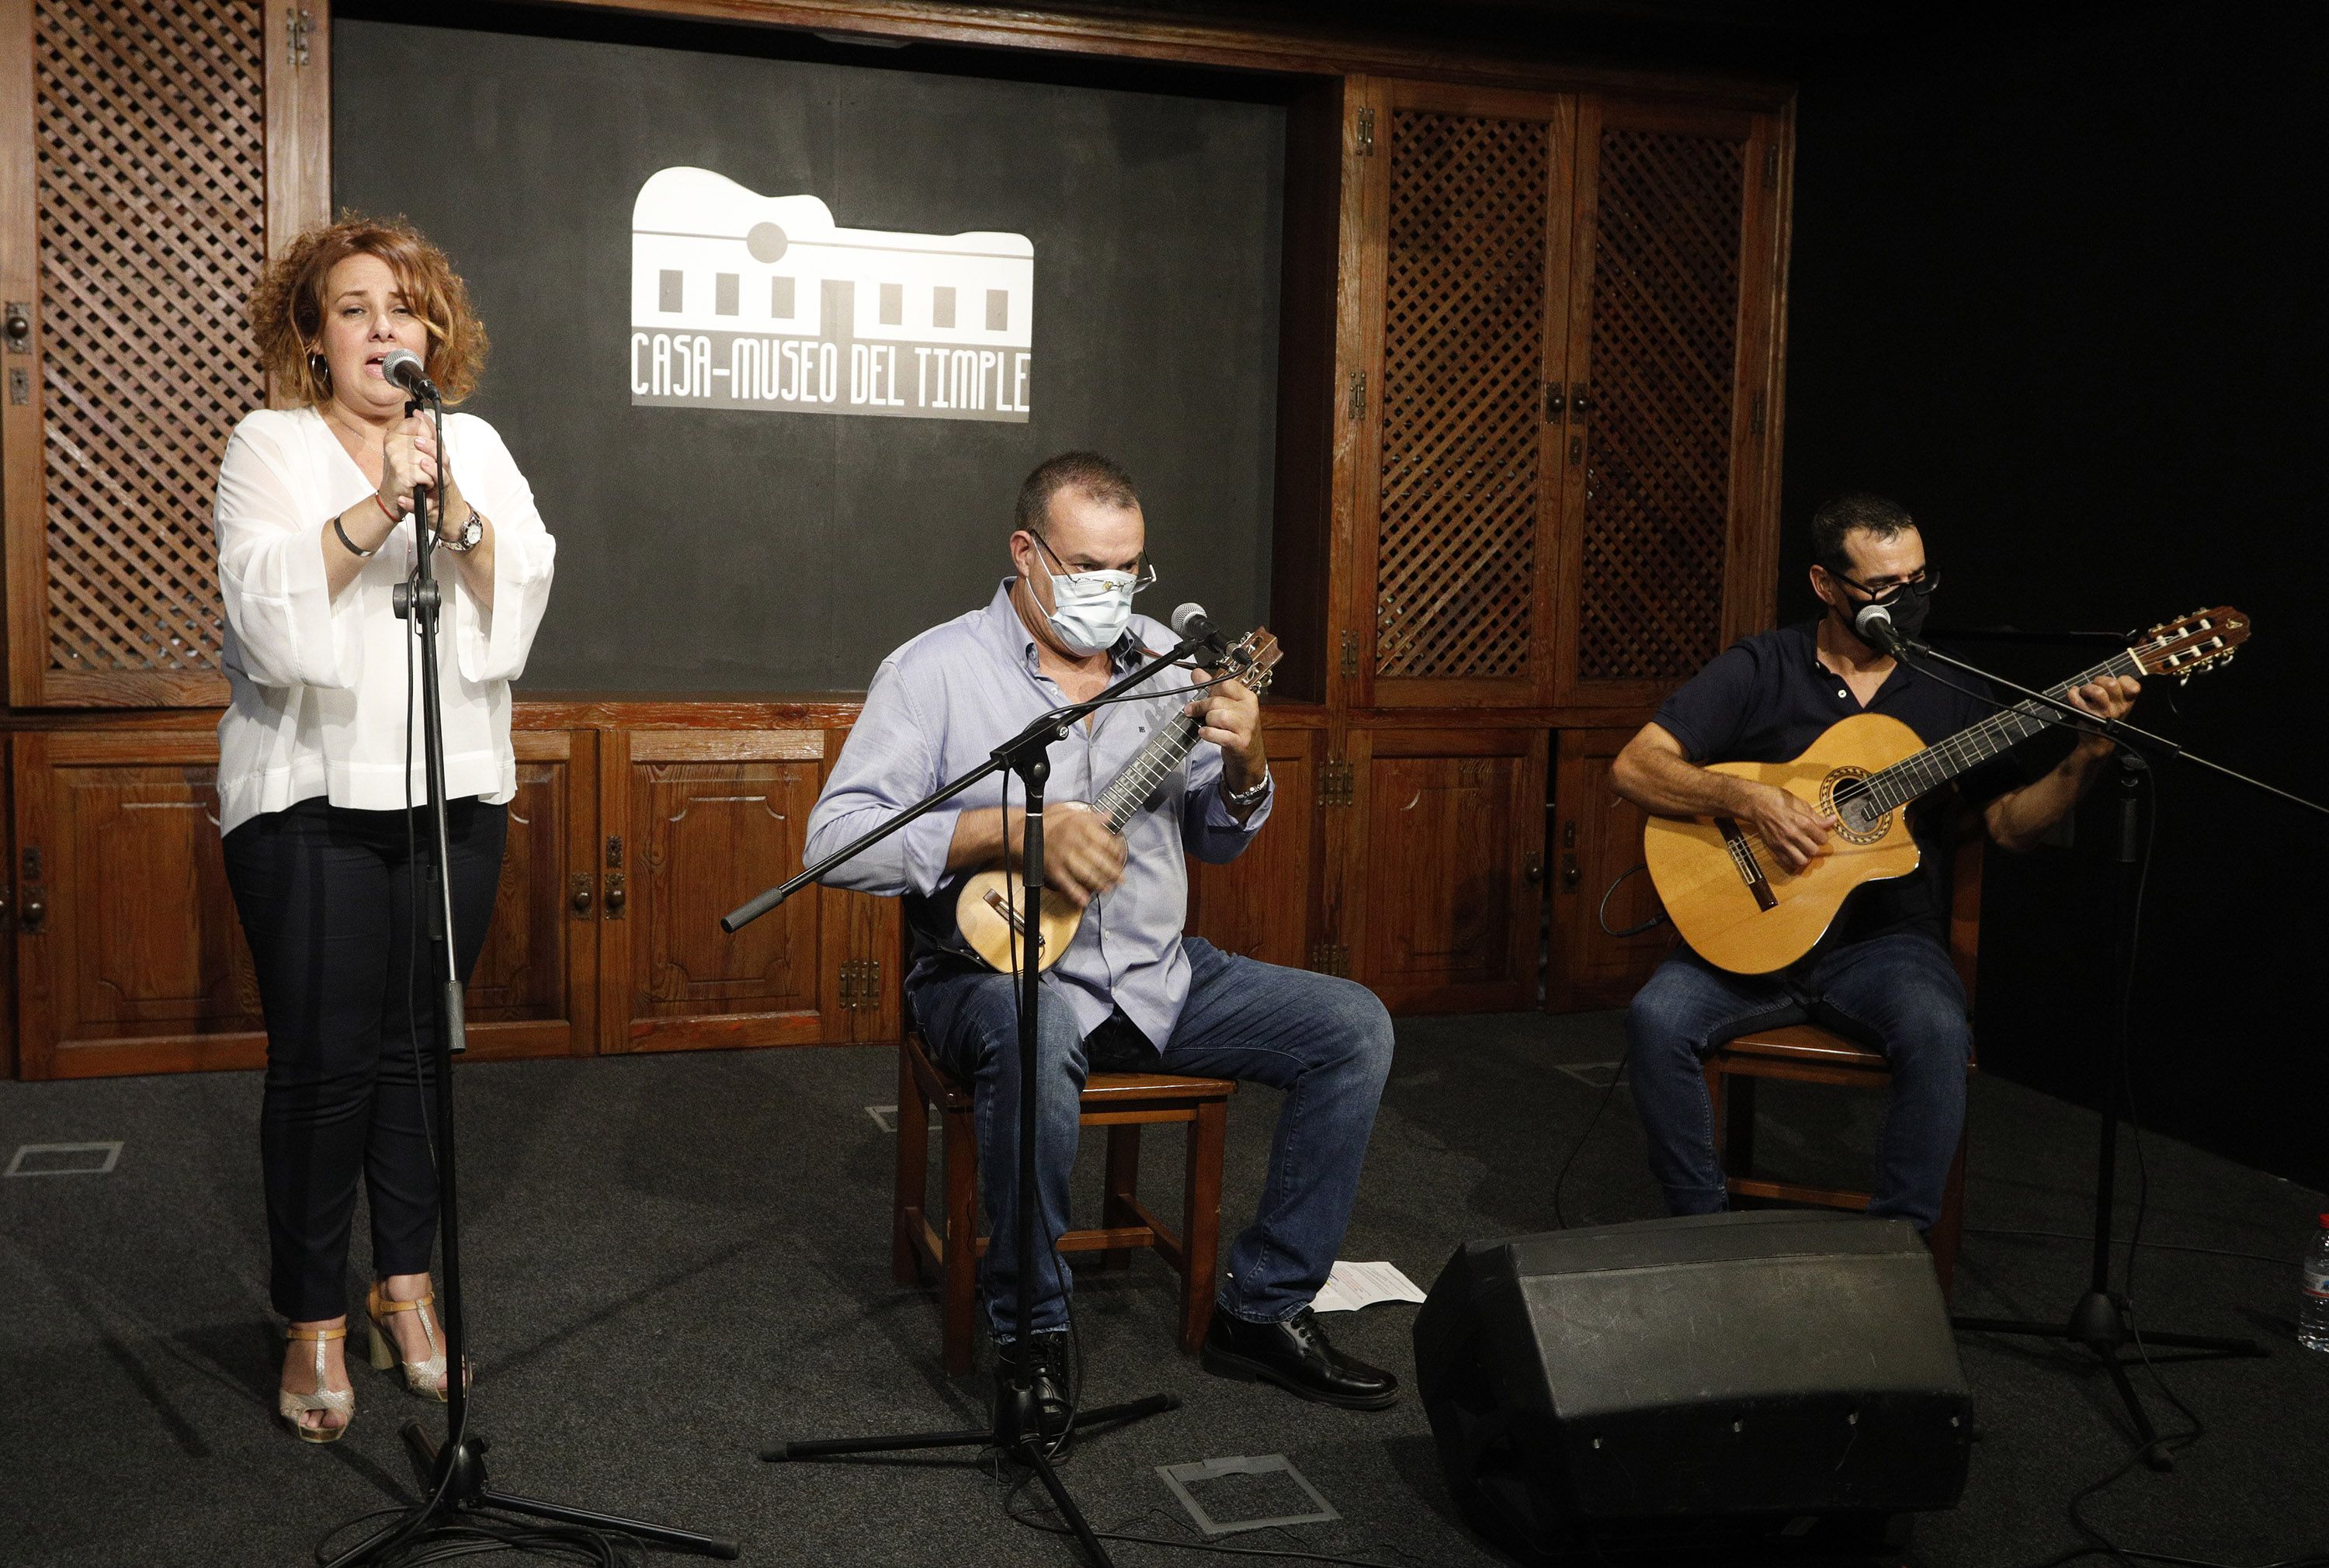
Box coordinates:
[223,796,507,1321]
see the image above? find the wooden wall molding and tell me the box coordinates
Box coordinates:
[522,0,1794,109]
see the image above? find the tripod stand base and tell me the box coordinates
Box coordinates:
[763,1387,1178,1566]
[1955,1289,2265,1471]
[324,1424,739,1565]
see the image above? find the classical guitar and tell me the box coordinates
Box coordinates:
[955,628,1283,973]
[1643,606,2250,974]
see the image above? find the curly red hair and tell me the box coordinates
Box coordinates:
[249,213,488,405]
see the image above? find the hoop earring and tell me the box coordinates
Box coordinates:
[307,351,330,393]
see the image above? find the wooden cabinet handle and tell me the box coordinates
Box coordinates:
[570,874,593,918]
[20,884,46,932]
[604,871,627,918]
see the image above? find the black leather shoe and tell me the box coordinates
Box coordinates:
[1201,1307,1399,1410]
[992,1330,1074,1452]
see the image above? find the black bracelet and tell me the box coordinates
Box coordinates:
[331,513,377,559]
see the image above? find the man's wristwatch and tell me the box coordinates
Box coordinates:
[441,508,484,553]
[1224,765,1272,808]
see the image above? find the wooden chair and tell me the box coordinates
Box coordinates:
[892,1028,1237,1375]
[1702,834,1984,1295]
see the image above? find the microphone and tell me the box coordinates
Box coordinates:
[380,348,438,401]
[1854,598,1907,656]
[1171,602,1232,657]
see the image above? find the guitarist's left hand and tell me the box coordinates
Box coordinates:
[1187,668,1268,796]
[2063,673,2142,755]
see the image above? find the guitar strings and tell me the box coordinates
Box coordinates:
[1718,648,2150,875]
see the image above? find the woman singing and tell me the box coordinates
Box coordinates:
[217,216,554,1441]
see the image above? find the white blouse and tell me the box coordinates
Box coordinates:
[213,404,557,837]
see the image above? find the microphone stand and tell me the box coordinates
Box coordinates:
[725,637,1217,1568]
[325,386,737,1566]
[1880,628,2314,1473]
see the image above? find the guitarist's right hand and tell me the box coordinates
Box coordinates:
[1739,782,1835,874]
[1035,803,1127,908]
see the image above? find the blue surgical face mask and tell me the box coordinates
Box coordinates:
[1042,565,1137,654]
[1028,530,1145,654]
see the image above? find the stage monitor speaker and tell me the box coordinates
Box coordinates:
[1413,1211,1972,1561]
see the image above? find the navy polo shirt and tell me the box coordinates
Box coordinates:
[1651,620,2039,953]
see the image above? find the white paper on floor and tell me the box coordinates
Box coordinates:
[1309,1259,1425,1312]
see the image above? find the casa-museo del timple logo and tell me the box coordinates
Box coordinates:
[630,166,1033,423]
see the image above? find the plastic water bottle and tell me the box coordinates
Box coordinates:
[2303,1214,2329,1355]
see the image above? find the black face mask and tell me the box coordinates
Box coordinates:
[1863,580,1934,643]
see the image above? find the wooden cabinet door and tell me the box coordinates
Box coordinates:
[1185,723,1319,970]
[1547,727,1672,1010]
[10,731,264,1077]
[463,729,598,1060]
[0,0,328,708]
[1335,725,1547,1012]
[1346,80,1578,709]
[596,727,855,1053]
[1551,96,1788,707]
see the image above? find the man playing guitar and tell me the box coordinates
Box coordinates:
[1610,493,2142,1234]
[805,452,1399,1432]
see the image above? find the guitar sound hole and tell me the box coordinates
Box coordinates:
[1831,778,1879,835]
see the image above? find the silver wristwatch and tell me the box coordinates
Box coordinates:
[442,508,484,552]
[1224,765,1272,807]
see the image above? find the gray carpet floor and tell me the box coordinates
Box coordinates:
[3,1011,2325,1567]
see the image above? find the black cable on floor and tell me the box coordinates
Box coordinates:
[1965,1227,2297,1271]
[1550,1042,1633,1230]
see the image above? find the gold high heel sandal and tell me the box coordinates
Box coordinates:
[366,1282,451,1400]
[279,1325,355,1443]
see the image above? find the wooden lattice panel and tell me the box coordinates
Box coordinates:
[1577,127,1744,683]
[1374,110,1548,682]
[33,0,262,682]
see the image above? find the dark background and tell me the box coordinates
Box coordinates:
[336,1,2324,1189]
[334,6,1286,692]
[1773,3,2327,1193]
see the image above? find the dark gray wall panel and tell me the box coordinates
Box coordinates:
[335,19,1283,692]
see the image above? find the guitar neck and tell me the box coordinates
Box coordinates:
[1866,647,2146,811]
[1093,712,1205,831]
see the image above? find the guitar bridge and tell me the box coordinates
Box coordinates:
[1715,817,1779,911]
[983,888,1043,954]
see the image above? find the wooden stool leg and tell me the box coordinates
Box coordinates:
[1179,1098,1228,1356]
[942,1101,979,1377]
[893,1049,926,1286]
[1102,1124,1142,1271]
[1930,1122,1970,1299]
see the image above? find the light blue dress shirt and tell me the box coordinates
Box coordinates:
[804,578,1271,1046]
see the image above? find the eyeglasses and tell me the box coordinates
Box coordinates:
[1031,529,1157,595]
[1827,567,1938,602]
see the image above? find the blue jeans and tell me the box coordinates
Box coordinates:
[1625,932,1972,1231]
[911,937,1394,1338]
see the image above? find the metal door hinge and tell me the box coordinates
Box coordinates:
[1355,107,1376,157]
[1339,630,1359,678]
[839,958,883,1011]
[1308,942,1350,977]
[1348,370,1367,421]
[286,8,313,66]
[1318,760,1355,808]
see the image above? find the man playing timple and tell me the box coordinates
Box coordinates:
[1611,493,2141,1231]
[806,452,1397,1426]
